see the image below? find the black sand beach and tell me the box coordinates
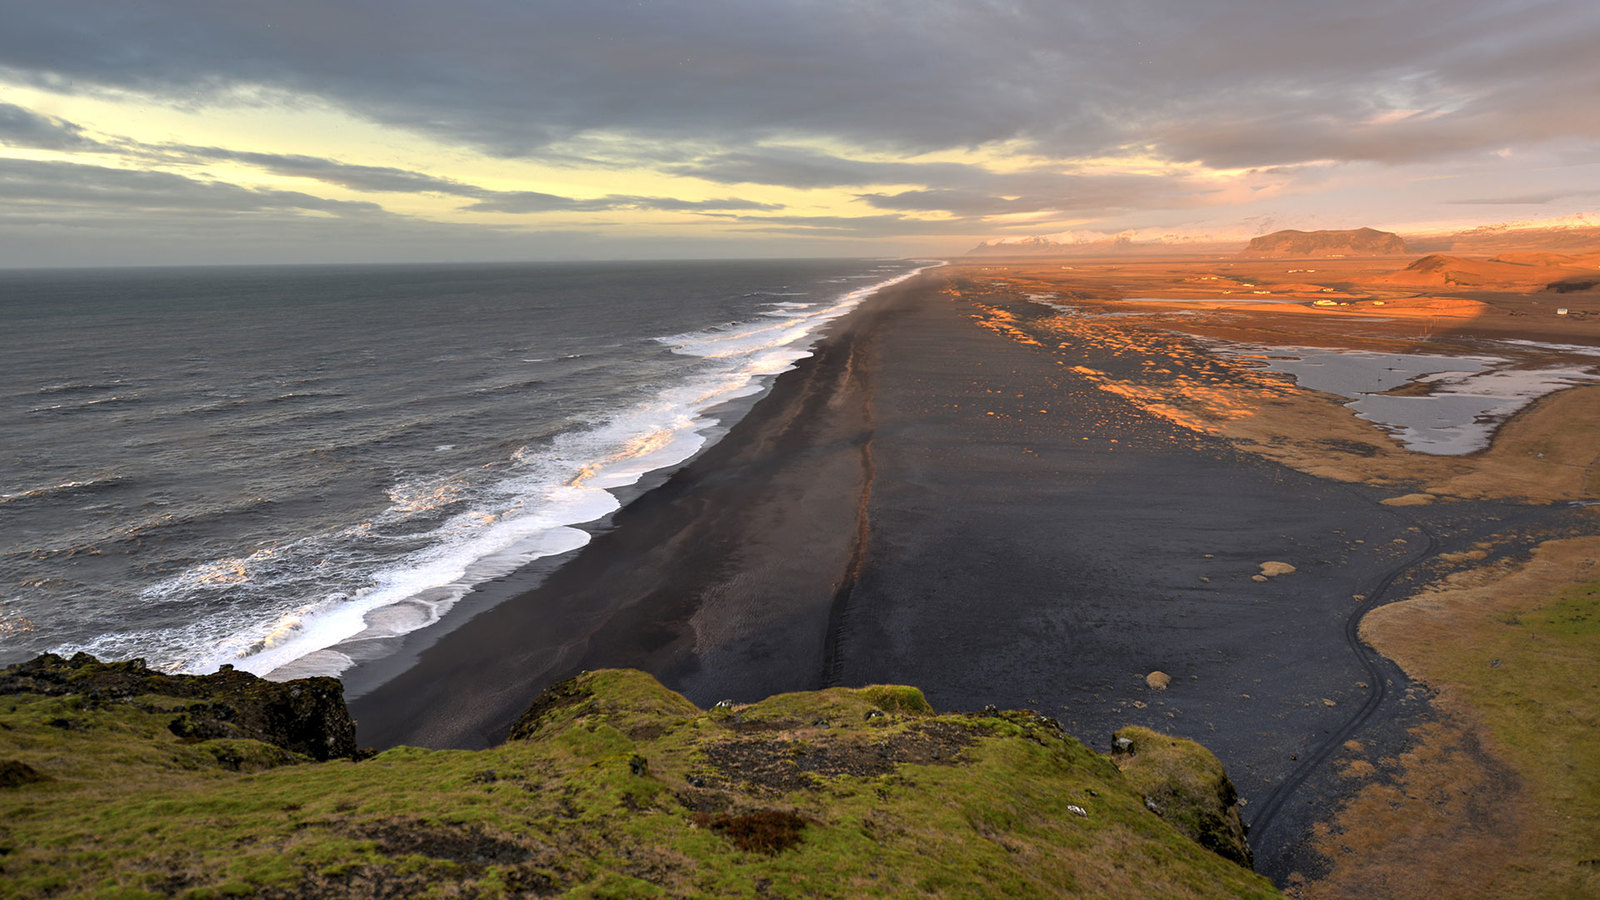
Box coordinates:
[349,270,1581,880]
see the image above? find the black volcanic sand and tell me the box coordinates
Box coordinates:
[349,270,1584,882]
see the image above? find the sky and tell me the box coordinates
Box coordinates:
[1,0,1597,266]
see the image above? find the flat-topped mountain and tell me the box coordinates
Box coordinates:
[1240,227,1409,258]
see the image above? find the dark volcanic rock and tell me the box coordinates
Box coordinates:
[1241,227,1409,258]
[0,653,358,760]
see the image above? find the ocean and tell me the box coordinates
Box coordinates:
[0,258,931,681]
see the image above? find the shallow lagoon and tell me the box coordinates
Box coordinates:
[1212,344,1599,455]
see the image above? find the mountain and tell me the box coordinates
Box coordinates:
[1239,228,1409,258]
[1410,214,1600,254]
[965,230,1238,257]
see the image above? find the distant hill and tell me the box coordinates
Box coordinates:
[1239,228,1409,258]
[965,231,1237,257]
[965,213,1600,261]
[1377,253,1598,290]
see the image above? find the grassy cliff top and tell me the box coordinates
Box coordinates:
[0,661,1278,899]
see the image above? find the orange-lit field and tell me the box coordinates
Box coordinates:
[952,252,1600,503]
[944,250,1600,900]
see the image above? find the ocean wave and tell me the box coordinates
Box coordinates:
[0,475,126,506]
[37,380,127,395]
[159,390,349,419]
[29,395,141,414]
[62,262,940,680]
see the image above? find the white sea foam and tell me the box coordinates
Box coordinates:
[0,475,125,506]
[118,261,941,680]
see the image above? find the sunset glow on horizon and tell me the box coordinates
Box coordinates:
[2,1,1597,266]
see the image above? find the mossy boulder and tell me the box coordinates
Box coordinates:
[1112,724,1254,867]
[507,667,701,741]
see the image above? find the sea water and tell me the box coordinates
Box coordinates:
[0,259,931,679]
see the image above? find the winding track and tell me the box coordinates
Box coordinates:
[1245,503,1441,845]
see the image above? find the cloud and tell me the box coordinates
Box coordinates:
[156,145,785,213]
[1,1,1597,262]
[164,147,489,196]
[854,174,1198,217]
[710,212,990,238]
[0,102,106,151]
[0,157,387,217]
[857,189,1052,217]
[1447,192,1565,205]
[4,1,1594,173]
[3,107,787,216]
[663,147,977,190]
[1447,189,1600,205]
[460,193,782,214]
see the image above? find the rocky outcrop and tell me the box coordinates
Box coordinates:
[1241,228,1408,258]
[1112,725,1254,867]
[0,652,358,760]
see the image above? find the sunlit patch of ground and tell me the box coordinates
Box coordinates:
[1297,538,1600,900]
[953,258,1600,504]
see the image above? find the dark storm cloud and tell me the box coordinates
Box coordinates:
[3,1,1596,174]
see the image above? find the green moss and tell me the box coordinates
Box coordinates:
[855,685,934,715]
[1419,576,1600,894]
[1108,725,1254,868]
[1533,582,1600,636]
[1,664,1279,899]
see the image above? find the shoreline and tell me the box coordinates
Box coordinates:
[349,262,1596,884]
[347,275,906,747]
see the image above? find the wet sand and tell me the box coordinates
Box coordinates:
[349,265,1596,882]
